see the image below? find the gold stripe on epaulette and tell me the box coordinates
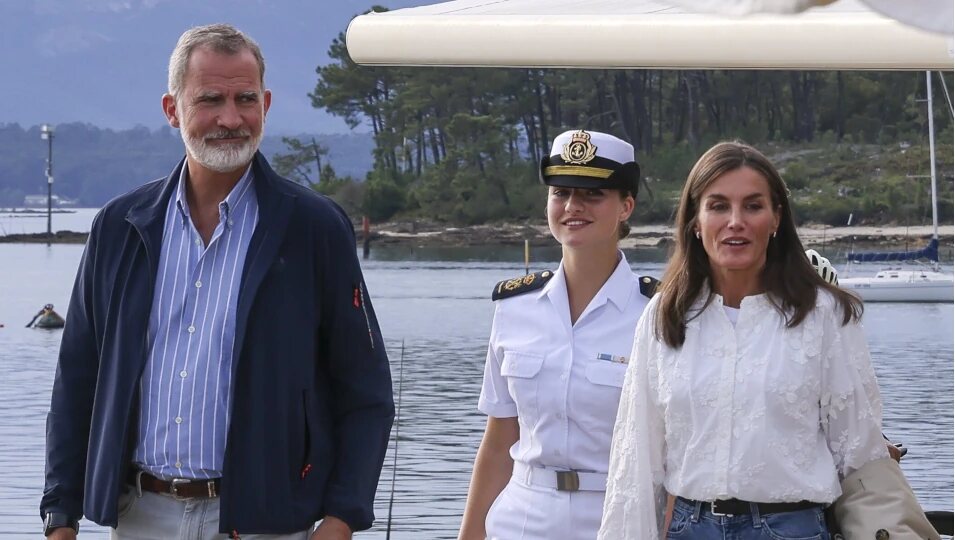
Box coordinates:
[544,165,613,179]
[503,273,537,292]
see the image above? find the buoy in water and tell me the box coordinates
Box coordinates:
[27,304,65,329]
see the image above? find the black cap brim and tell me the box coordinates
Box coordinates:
[539,157,640,196]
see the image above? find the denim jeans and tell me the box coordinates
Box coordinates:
[110,484,311,540]
[667,497,829,540]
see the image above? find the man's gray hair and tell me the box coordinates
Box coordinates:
[168,23,266,99]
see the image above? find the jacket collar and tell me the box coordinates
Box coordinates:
[125,156,186,268]
[124,152,297,364]
[124,150,295,251]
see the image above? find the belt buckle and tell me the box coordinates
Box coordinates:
[555,471,580,492]
[710,500,733,517]
[169,478,190,500]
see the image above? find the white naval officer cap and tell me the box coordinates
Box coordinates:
[539,129,640,196]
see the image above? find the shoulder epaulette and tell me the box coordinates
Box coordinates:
[638,275,660,298]
[492,270,555,301]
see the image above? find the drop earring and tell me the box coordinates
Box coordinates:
[772,230,777,238]
[695,231,700,239]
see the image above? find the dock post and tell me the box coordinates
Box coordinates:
[362,216,371,259]
[524,239,530,275]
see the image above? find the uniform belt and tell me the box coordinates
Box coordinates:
[679,497,821,516]
[513,461,607,492]
[128,470,220,499]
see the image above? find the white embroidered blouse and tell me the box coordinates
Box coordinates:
[598,288,888,539]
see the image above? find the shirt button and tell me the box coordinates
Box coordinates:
[560,373,568,381]
[195,280,202,288]
[187,325,195,334]
[175,461,182,469]
[175,417,183,424]
[180,370,187,378]
[194,238,201,246]
[228,219,234,227]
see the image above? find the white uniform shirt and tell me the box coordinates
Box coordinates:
[599,288,889,539]
[479,254,651,473]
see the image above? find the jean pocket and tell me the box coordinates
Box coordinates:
[116,487,139,519]
[761,507,827,540]
[666,504,692,537]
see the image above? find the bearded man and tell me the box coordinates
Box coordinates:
[40,24,394,540]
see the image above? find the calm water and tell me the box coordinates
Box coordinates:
[0,208,100,236]
[0,242,952,539]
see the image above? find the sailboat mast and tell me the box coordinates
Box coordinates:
[926,70,939,241]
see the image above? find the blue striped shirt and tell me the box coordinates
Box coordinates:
[132,164,258,480]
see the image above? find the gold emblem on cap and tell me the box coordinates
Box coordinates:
[561,130,598,165]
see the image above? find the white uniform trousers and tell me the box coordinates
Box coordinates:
[485,473,605,540]
[110,487,311,540]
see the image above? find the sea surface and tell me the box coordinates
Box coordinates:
[0,208,100,236]
[0,218,952,538]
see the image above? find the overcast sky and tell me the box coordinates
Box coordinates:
[1,0,432,134]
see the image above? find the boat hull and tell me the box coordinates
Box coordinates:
[841,272,954,302]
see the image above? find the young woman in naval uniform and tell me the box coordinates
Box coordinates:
[457,129,655,540]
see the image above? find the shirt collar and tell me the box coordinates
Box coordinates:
[539,260,565,300]
[538,251,633,311]
[696,280,771,311]
[175,162,255,226]
[594,251,635,311]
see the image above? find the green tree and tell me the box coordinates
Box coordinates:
[272,136,329,187]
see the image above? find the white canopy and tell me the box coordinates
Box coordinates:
[345,0,953,70]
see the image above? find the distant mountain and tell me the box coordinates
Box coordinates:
[0,122,375,206]
[0,0,429,134]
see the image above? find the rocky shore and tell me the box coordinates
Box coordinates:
[3,223,953,259]
[367,220,954,252]
[0,231,89,244]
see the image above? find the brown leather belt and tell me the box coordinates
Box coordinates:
[129,470,220,499]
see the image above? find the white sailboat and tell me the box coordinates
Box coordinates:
[840,71,954,303]
[840,257,954,302]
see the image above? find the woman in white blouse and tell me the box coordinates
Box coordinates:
[598,141,888,540]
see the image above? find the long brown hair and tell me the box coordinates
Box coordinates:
[655,141,862,348]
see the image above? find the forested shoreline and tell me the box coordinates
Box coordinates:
[283,7,954,228]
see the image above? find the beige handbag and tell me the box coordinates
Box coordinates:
[831,457,940,540]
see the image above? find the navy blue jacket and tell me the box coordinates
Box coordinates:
[41,153,395,534]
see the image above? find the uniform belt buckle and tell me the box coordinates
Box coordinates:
[555,471,580,492]
[710,500,734,517]
[169,478,191,500]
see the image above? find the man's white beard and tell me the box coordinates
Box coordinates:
[181,127,262,173]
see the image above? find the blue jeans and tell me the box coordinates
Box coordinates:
[667,498,829,540]
[111,485,311,540]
